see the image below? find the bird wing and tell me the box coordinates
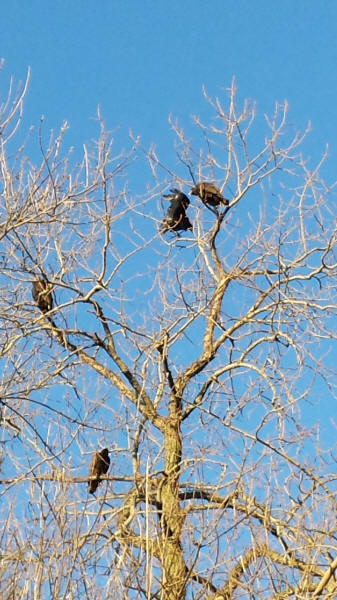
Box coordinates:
[202,182,221,195]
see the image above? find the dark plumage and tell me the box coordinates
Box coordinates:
[32,278,53,314]
[163,188,190,211]
[88,448,110,494]
[161,213,193,234]
[190,182,229,207]
[161,188,192,234]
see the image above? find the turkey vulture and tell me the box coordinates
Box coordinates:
[190,182,229,207]
[161,188,192,233]
[88,448,110,494]
[32,278,53,314]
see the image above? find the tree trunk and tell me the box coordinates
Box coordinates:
[161,417,186,600]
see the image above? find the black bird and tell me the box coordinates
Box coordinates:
[32,278,53,314]
[161,188,192,234]
[88,448,110,494]
[190,182,229,207]
[163,188,190,211]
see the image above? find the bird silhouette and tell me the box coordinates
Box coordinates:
[190,182,229,207]
[32,278,53,314]
[88,448,110,494]
[160,188,192,233]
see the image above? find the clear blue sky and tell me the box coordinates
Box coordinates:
[1,0,337,167]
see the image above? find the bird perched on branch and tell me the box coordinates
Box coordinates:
[160,188,192,234]
[32,278,53,314]
[190,182,229,207]
[88,448,110,494]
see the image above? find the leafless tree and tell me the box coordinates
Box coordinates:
[1,71,337,600]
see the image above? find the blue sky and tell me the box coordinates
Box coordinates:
[2,0,337,168]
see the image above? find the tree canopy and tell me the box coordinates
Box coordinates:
[1,72,337,600]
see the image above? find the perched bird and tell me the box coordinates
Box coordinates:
[190,182,229,207]
[88,448,110,494]
[161,188,192,234]
[32,278,53,314]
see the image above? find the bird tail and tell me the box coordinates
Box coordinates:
[88,478,99,494]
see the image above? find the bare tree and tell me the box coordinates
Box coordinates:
[1,71,337,600]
